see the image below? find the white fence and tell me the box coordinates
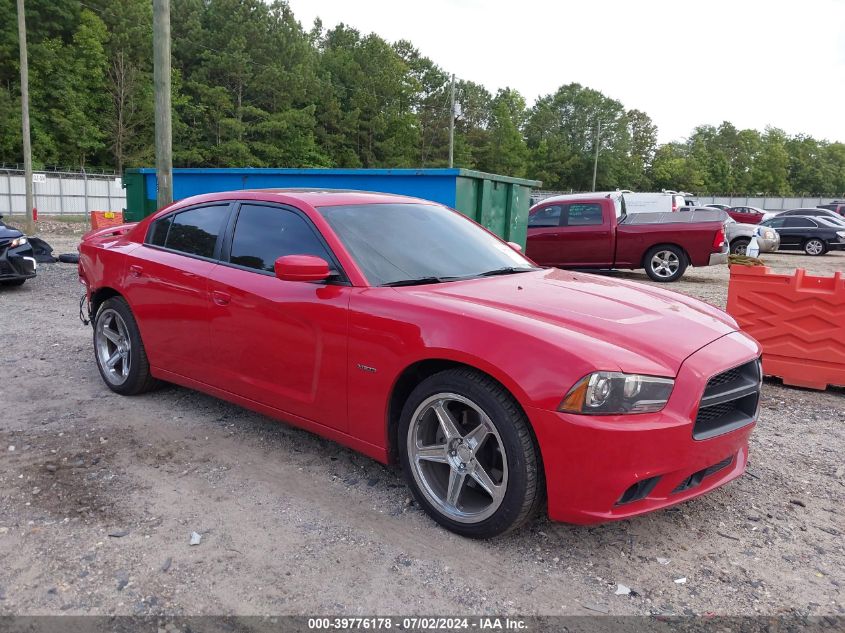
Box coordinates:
[531,191,843,211]
[0,168,126,216]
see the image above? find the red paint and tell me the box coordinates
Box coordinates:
[526,195,726,270]
[727,207,765,224]
[80,190,761,524]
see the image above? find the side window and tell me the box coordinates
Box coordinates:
[766,218,785,228]
[148,215,172,246]
[784,218,814,228]
[229,204,333,273]
[162,205,230,258]
[528,205,562,227]
[564,203,604,226]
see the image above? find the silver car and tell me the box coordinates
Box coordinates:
[725,218,780,255]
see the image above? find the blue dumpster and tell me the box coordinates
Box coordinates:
[124,168,541,247]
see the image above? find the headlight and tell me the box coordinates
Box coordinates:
[9,237,27,248]
[559,371,675,415]
[764,229,776,239]
[837,231,845,238]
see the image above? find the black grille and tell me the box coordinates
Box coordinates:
[616,475,661,505]
[706,367,741,388]
[693,359,761,440]
[672,455,734,494]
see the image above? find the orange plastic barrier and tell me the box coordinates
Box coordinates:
[726,265,845,390]
[90,210,124,230]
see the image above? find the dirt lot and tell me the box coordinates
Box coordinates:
[0,221,843,617]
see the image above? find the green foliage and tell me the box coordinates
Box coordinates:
[0,0,843,197]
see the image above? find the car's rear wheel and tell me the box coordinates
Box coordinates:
[803,238,827,256]
[94,297,160,395]
[730,238,750,256]
[644,245,687,282]
[398,368,544,538]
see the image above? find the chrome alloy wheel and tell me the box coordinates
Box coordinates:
[805,239,824,255]
[650,249,681,278]
[406,393,508,523]
[95,308,131,385]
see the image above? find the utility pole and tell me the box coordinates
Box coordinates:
[592,119,602,192]
[448,74,455,168]
[16,0,34,234]
[153,0,173,208]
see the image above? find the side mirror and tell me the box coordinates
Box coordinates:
[274,255,331,282]
[507,241,523,252]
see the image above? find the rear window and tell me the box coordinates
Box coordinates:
[784,217,816,228]
[150,204,230,258]
[566,203,603,226]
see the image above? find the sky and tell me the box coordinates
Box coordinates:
[286,0,845,144]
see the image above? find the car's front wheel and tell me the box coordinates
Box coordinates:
[644,245,688,282]
[803,238,827,256]
[730,238,750,256]
[398,368,544,538]
[94,296,160,395]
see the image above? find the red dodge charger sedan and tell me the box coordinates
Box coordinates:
[79,190,762,538]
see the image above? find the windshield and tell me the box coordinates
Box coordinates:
[317,203,536,286]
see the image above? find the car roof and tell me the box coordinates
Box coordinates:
[238,188,432,207]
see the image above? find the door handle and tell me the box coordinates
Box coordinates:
[211,290,231,306]
[128,264,143,277]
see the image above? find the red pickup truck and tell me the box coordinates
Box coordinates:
[526,193,728,282]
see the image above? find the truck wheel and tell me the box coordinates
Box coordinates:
[94,296,160,395]
[398,368,545,539]
[730,239,750,256]
[644,245,687,282]
[803,239,827,256]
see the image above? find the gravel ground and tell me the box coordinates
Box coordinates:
[0,222,843,617]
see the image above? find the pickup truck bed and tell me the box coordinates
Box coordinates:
[526,194,728,282]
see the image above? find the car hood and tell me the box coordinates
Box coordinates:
[0,224,23,241]
[407,268,738,375]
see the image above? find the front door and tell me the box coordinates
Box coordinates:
[206,202,350,431]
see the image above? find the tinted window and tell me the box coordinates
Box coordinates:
[565,203,603,226]
[318,203,534,286]
[164,205,229,258]
[229,204,333,273]
[784,218,816,228]
[765,218,785,228]
[528,205,562,227]
[148,215,172,246]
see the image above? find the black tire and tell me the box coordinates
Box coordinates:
[643,244,688,282]
[398,368,545,538]
[58,253,79,264]
[730,238,750,256]
[1,278,26,287]
[93,296,160,395]
[803,238,827,256]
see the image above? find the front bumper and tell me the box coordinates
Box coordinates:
[529,332,760,524]
[708,251,729,265]
[758,236,780,252]
[0,244,37,281]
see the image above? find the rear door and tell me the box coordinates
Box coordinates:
[206,202,350,431]
[123,202,232,379]
[780,217,817,246]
